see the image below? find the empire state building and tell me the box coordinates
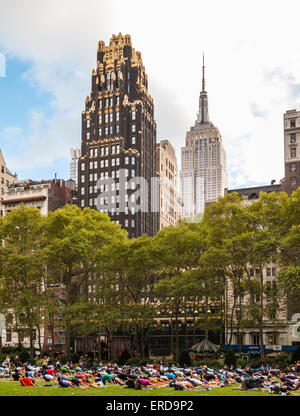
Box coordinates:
[180,56,228,217]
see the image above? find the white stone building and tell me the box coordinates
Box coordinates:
[180,56,228,218]
[70,147,81,186]
[156,140,183,229]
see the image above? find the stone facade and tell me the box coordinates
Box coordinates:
[70,147,81,186]
[78,33,158,238]
[156,140,183,229]
[228,183,283,204]
[283,109,300,195]
[0,149,18,217]
[2,178,73,216]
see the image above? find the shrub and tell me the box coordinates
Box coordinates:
[0,347,30,364]
[118,349,131,365]
[140,358,154,366]
[126,357,141,366]
[236,358,248,368]
[178,350,191,367]
[224,350,236,367]
[70,353,81,364]
[249,358,264,368]
[272,354,291,370]
[292,347,300,363]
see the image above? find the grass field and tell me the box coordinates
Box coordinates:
[0,379,298,396]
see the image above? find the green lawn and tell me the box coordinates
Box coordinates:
[0,379,298,396]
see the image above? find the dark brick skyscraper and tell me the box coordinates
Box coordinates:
[78,33,158,238]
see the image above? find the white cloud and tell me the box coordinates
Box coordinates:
[3,126,23,139]
[1,0,300,187]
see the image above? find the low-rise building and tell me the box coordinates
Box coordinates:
[2,178,73,216]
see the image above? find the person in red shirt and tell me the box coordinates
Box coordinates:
[46,367,56,376]
[20,377,38,387]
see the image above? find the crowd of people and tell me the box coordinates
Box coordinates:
[0,355,300,395]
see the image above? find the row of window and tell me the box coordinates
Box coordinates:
[81,169,136,183]
[97,96,120,109]
[250,267,276,277]
[87,156,136,170]
[88,145,121,158]
[87,111,136,127]
[99,206,137,216]
[98,194,140,204]
[1,177,9,186]
[235,333,278,345]
[86,124,136,140]
[111,219,135,228]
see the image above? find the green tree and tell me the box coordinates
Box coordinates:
[0,205,46,360]
[106,235,160,358]
[44,205,127,359]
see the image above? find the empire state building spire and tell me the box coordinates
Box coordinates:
[197,53,209,124]
[202,53,206,92]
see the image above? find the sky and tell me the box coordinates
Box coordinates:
[1,0,300,188]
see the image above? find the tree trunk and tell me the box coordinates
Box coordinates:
[51,322,55,360]
[83,335,88,355]
[205,295,209,340]
[175,312,179,362]
[65,323,71,360]
[192,309,196,346]
[98,328,102,361]
[238,277,242,354]
[170,318,174,360]
[141,327,145,358]
[228,285,238,349]
[219,296,223,348]
[37,326,42,351]
[18,332,23,349]
[259,270,265,360]
[29,331,34,361]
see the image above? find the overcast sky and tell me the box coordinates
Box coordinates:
[1,0,300,188]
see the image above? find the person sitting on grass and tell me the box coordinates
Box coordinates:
[11,368,21,381]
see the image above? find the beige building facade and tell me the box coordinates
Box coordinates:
[2,178,73,216]
[283,109,300,195]
[156,140,183,229]
[0,150,18,217]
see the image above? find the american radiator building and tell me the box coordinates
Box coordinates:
[78,33,158,238]
[180,57,228,217]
